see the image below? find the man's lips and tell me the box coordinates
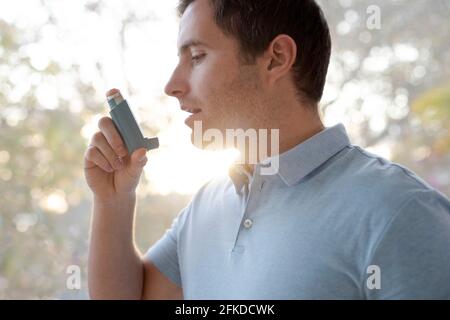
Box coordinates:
[181,106,202,126]
[181,106,202,114]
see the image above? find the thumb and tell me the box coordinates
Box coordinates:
[129,148,148,173]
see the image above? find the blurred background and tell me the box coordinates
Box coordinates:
[0,0,449,299]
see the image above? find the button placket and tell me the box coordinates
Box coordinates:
[231,169,260,249]
[260,180,265,191]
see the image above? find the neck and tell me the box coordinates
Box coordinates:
[237,106,324,174]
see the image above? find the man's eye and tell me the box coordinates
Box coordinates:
[191,54,206,64]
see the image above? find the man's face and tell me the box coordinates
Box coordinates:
[164,0,268,149]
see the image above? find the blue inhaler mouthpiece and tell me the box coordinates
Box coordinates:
[106,89,159,155]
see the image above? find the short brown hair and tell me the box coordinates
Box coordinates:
[177,0,332,104]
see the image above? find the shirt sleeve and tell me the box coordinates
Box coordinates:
[364,190,450,299]
[143,206,190,288]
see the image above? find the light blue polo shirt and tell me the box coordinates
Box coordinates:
[145,123,450,299]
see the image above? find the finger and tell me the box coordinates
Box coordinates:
[84,145,114,173]
[91,131,125,170]
[125,148,148,178]
[98,116,128,158]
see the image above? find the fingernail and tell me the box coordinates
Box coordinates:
[139,157,147,163]
[138,149,146,159]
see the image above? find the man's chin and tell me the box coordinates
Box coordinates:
[188,120,228,150]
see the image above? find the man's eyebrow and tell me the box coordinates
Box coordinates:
[177,40,209,56]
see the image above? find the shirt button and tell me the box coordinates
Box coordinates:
[243,218,253,229]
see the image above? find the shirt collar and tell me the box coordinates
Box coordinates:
[228,123,351,193]
[228,163,254,195]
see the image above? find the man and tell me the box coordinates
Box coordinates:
[84,0,450,299]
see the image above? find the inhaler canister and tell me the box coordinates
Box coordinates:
[106,89,159,155]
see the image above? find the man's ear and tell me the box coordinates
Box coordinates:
[263,34,297,86]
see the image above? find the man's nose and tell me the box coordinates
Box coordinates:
[164,67,189,98]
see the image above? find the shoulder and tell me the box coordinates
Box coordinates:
[321,145,450,237]
[337,144,443,207]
